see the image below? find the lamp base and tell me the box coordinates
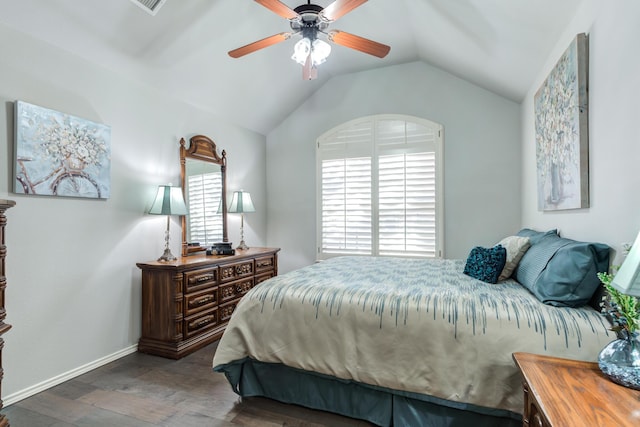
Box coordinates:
[236,240,249,251]
[157,247,177,262]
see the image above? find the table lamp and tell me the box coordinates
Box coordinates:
[228,190,255,250]
[610,230,640,297]
[149,185,188,261]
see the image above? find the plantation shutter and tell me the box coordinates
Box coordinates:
[187,172,223,245]
[317,115,443,259]
[318,119,373,255]
[376,119,439,257]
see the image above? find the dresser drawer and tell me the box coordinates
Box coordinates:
[255,255,276,273]
[184,287,218,317]
[523,381,550,427]
[184,308,218,338]
[219,260,254,283]
[183,267,218,292]
[255,271,275,286]
[219,277,254,304]
[219,300,240,323]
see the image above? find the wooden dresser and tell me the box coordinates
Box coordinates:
[136,247,280,359]
[513,352,640,427]
[0,200,15,427]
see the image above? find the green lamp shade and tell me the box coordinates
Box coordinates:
[149,185,188,216]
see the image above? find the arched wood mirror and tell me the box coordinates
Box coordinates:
[180,135,228,257]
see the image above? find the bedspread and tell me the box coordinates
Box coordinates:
[212,256,613,414]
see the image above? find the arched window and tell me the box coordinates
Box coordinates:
[316,114,443,259]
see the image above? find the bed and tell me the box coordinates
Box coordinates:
[212,231,613,426]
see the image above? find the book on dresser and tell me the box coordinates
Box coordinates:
[136,247,280,359]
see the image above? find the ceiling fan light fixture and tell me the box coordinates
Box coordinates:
[292,37,311,65]
[292,37,331,67]
[311,39,331,66]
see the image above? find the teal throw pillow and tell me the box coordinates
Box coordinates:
[514,232,610,307]
[463,245,507,284]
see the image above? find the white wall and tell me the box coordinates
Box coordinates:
[266,61,522,273]
[0,23,267,400]
[521,0,640,263]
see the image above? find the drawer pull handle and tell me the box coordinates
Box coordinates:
[195,274,214,283]
[257,260,272,268]
[235,265,243,274]
[189,315,215,330]
[531,413,544,427]
[189,295,215,308]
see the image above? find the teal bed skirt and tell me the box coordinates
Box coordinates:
[214,358,522,427]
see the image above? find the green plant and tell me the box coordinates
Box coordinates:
[597,271,639,337]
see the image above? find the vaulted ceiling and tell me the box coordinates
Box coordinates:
[0,0,582,134]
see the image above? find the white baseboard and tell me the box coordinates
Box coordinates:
[3,344,138,406]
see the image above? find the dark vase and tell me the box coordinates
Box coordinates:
[598,331,640,390]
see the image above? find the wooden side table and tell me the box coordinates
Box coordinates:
[513,352,640,427]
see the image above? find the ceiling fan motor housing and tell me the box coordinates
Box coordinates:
[293,3,323,16]
[291,3,329,37]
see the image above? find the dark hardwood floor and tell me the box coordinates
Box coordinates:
[1,341,372,426]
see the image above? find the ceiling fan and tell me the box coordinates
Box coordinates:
[228,0,391,80]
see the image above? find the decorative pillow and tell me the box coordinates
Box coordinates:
[496,236,531,281]
[516,228,558,245]
[514,232,610,307]
[463,245,507,284]
[514,232,566,287]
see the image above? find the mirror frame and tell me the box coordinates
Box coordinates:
[180,135,228,257]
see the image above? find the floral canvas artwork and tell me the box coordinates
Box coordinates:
[535,33,589,211]
[14,101,111,199]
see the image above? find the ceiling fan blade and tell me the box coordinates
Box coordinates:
[228,32,292,58]
[254,0,299,20]
[320,0,367,22]
[328,30,390,58]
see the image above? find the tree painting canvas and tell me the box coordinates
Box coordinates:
[14,101,111,199]
[535,33,589,211]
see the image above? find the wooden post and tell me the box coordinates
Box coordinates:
[0,199,15,427]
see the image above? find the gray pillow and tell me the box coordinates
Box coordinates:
[516,228,558,245]
[496,236,531,281]
[514,232,610,307]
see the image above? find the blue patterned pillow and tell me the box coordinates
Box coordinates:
[463,245,507,284]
